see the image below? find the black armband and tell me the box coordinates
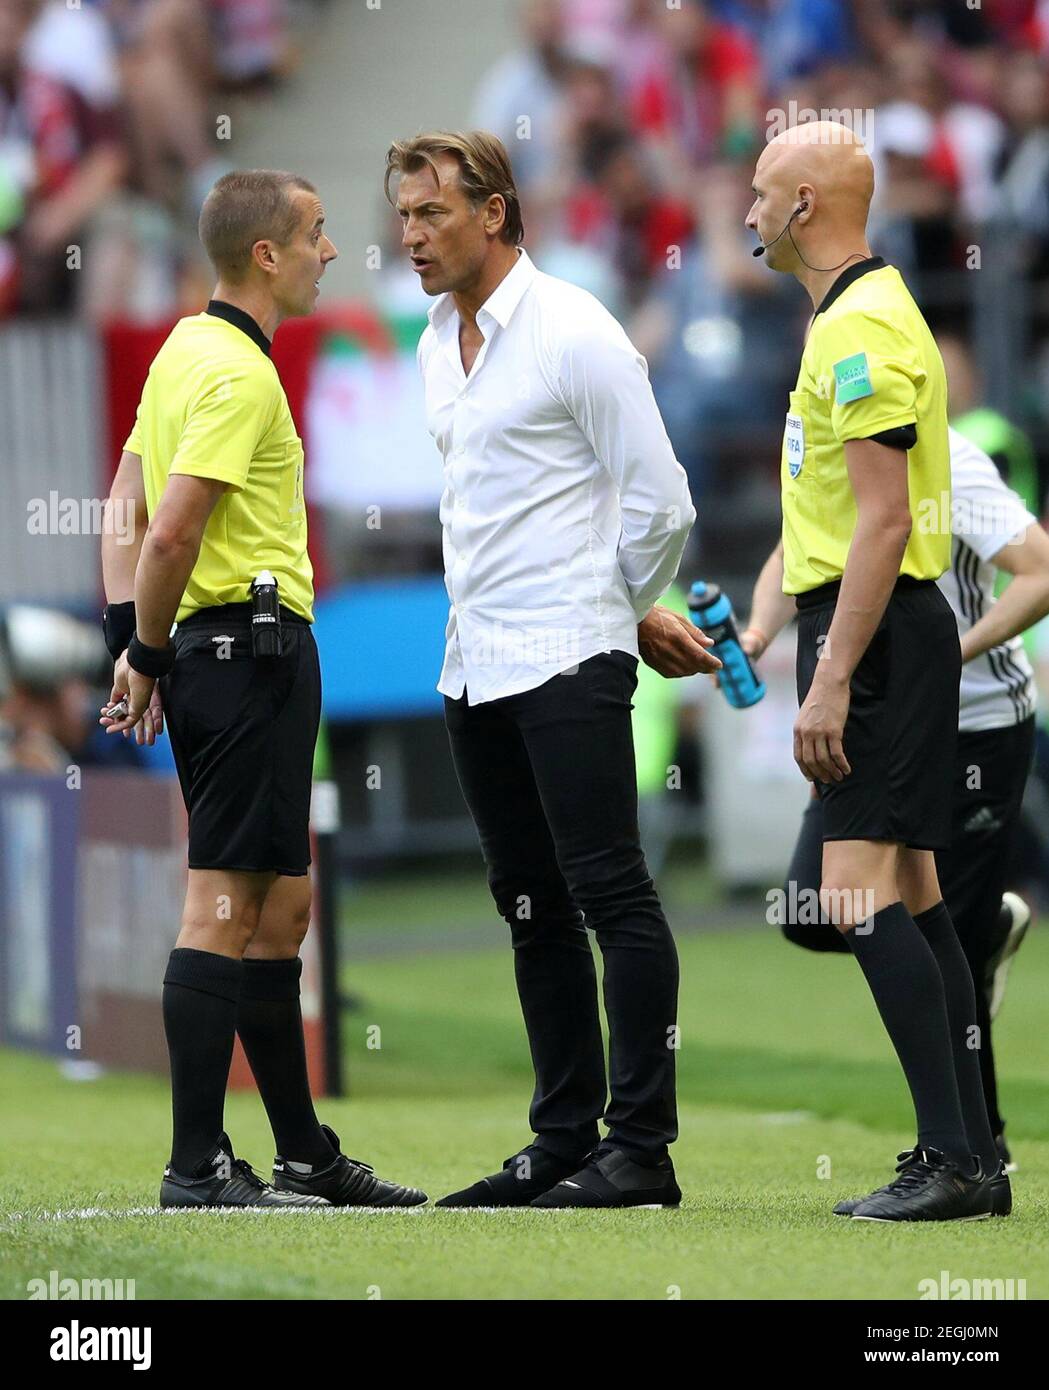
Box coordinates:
[867,422,917,451]
[102,601,137,660]
[127,632,176,678]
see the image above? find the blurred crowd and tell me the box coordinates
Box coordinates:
[460,0,1049,899]
[6,0,1049,897]
[472,0,1049,503]
[0,603,143,773]
[0,0,310,320]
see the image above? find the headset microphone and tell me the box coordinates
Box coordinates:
[752,200,868,274]
[752,202,808,257]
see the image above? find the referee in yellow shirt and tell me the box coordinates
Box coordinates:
[100,171,426,1210]
[746,122,1009,1222]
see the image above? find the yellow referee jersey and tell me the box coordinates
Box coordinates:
[124,302,313,623]
[780,258,950,596]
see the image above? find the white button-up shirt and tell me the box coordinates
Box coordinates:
[418,249,696,705]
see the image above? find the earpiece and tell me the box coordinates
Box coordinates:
[753,201,808,257]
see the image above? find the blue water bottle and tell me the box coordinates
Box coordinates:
[688,581,766,709]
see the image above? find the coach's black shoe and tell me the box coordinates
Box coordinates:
[850,1148,990,1223]
[987,892,1032,1021]
[436,1143,583,1208]
[160,1134,329,1210]
[273,1125,427,1208]
[530,1147,681,1209]
[832,1146,920,1216]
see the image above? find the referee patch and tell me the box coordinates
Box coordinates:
[833,352,874,404]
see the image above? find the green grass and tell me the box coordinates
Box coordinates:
[2,916,1048,1300]
[337,853,724,951]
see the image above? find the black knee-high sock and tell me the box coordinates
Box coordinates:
[913,901,999,1171]
[843,902,971,1167]
[975,978,1005,1140]
[163,947,243,1175]
[236,957,333,1168]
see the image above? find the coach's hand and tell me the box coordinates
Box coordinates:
[638,605,722,678]
[100,652,158,741]
[793,675,851,783]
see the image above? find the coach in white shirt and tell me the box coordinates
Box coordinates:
[385,130,718,1210]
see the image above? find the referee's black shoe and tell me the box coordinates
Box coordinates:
[435,1143,584,1208]
[837,1149,1013,1219]
[160,1134,329,1210]
[832,1147,921,1216]
[849,1149,995,1223]
[530,1147,681,1209]
[273,1124,427,1208]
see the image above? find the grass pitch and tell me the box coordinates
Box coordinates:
[2,887,1047,1301]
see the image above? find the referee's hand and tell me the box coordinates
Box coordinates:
[639,605,722,679]
[99,652,162,744]
[793,677,851,783]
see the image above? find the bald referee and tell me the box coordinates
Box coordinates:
[100,171,426,1209]
[747,123,1009,1222]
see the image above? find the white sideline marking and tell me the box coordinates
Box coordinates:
[6,1204,427,1222]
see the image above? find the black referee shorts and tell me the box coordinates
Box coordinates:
[160,602,321,877]
[780,715,1035,954]
[795,575,960,850]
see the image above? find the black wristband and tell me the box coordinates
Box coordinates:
[127,632,176,678]
[102,601,136,661]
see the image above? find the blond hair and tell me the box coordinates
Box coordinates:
[384,131,524,245]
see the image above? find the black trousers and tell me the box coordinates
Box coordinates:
[444,651,678,1160]
[783,715,1036,1135]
